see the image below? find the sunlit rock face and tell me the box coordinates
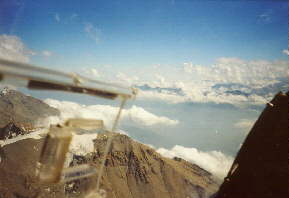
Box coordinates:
[67,132,219,198]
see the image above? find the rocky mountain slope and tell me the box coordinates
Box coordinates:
[0,87,59,139]
[0,132,219,198]
[0,89,219,198]
[71,132,219,198]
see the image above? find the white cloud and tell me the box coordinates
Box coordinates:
[157,145,233,179]
[258,10,272,23]
[42,99,179,130]
[138,87,268,107]
[139,90,186,104]
[77,56,288,107]
[140,74,174,89]
[70,13,78,20]
[41,50,53,57]
[131,57,288,107]
[83,56,288,107]
[84,23,101,44]
[126,105,179,126]
[116,72,140,86]
[54,13,60,22]
[258,14,271,23]
[155,74,167,87]
[83,68,100,78]
[183,58,288,87]
[282,49,289,56]
[0,34,33,62]
[234,119,255,131]
[90,68,99,77]
[0,34,55,62]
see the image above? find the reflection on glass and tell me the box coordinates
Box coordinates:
[36,125,72,183]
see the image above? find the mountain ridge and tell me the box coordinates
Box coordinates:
[0,87,59,140]
[0,89,219,198]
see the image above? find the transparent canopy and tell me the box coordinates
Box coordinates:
[0,58,137,100]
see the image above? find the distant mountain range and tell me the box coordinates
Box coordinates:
[137,78,289,100]
[137,84,185,96]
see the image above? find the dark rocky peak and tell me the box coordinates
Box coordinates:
[0,122,25,140]
[215,92,288,198]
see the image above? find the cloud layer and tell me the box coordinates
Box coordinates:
[0,34,57,62]
[109,57,289,107]
[283,49,289,56]
[84,23,101,44]
[41,50,53,57]
[54,13,60,22]
[42,99,179,130]
[157,145,233,179]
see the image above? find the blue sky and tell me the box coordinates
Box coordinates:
[1,0,288,68]
[0,0,288,178]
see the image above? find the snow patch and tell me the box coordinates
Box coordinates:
[64,133,98,166]
[0,129,47,147]
[70,133,97,156]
